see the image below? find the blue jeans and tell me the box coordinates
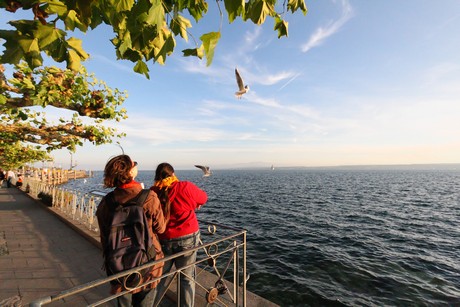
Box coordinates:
[156,232,200,307]
[117,288,156,307]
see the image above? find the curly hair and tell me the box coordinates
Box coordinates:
[103,155,134,188]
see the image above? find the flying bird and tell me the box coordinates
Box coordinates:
[235,68,249,99]
[194,165,212,177]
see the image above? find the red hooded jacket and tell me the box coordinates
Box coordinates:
[152,181,207,240]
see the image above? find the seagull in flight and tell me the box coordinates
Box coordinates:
[235,68,249,99]
[194,165,212,177]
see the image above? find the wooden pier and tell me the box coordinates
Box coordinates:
[21,168,90,185]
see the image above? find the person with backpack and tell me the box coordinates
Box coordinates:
[96,155,166,307]
[151,162,208,307]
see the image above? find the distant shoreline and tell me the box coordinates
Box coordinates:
[187,163,460,171]
[85,163,460,172]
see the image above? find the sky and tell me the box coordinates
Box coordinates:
[3,1,460,170]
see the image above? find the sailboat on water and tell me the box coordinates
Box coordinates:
[271,165,275,171]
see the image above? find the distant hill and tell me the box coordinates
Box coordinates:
[264,163,460,171]
[181,163,460,171]
[325,163,460,171]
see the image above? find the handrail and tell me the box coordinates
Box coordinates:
[30,222,247,306]
[24,177,248,306]
[23,177,102,231]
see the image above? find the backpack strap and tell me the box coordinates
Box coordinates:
[135,189,157,260]
[106,191,118,208]
[135,189,150,207]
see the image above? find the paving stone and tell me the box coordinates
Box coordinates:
[0,188,109,305]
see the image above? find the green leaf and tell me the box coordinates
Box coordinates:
[7,20,37,34]
[170,15,192,41]
[18,37,40,54]
[187,0,208,22]
[35,24,65,49]
[182,45,204,59]
[132,4,150,26]
[48,40,68,62]
[200,31,220,66]
[0,95,6,105]
[19,111,28,121]
[224,0,245,23]
[22,78,36,90]
[28,53,42,68]
[152,28,175,65]
[66,37,89,60]
[115,0,135,12]
[45,0,68,16]
[274,16,288,38]
[0,33,24,64]
[133,60,150,79]
[76,0,94,27]
[175,0,186,11]
[117,31,132,57]
[248,0,275,24]
[64,10,88,32]
[118,48,142,62]
[67,49,82,71]
[287,0,308,15]
[145,0,165,29]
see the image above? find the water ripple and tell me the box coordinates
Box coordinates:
[63,169,460,306]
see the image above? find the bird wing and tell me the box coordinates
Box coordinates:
[235,68,245,91]
[195,165,206,172]
[195,165,211,175]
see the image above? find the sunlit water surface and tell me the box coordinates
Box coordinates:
[62,169,460,306]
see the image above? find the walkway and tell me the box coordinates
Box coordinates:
[0,186,110,306]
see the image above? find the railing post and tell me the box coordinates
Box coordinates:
[243,231,247,307]
[72,193,77,217]
[51,187,56,207]
[177,270,181,306]
[234,240,238,304]
[88,197,95,230]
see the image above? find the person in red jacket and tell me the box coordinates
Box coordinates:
[151,162,207,307]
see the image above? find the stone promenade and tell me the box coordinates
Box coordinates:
[0,186,111,306]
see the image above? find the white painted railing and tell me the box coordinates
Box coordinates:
[23,177,101,232]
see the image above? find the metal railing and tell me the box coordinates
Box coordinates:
[29,221,247,306]
[24,178,248,306]
[24,177,101,231]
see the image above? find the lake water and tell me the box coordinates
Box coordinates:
[62,168,460,306]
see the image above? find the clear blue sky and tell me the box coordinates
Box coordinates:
[4,1,460,170]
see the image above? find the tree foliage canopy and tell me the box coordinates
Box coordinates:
[0,0,307,169]
[0,141,51,170]
[0,62,127,168]
[0,0,307,78]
